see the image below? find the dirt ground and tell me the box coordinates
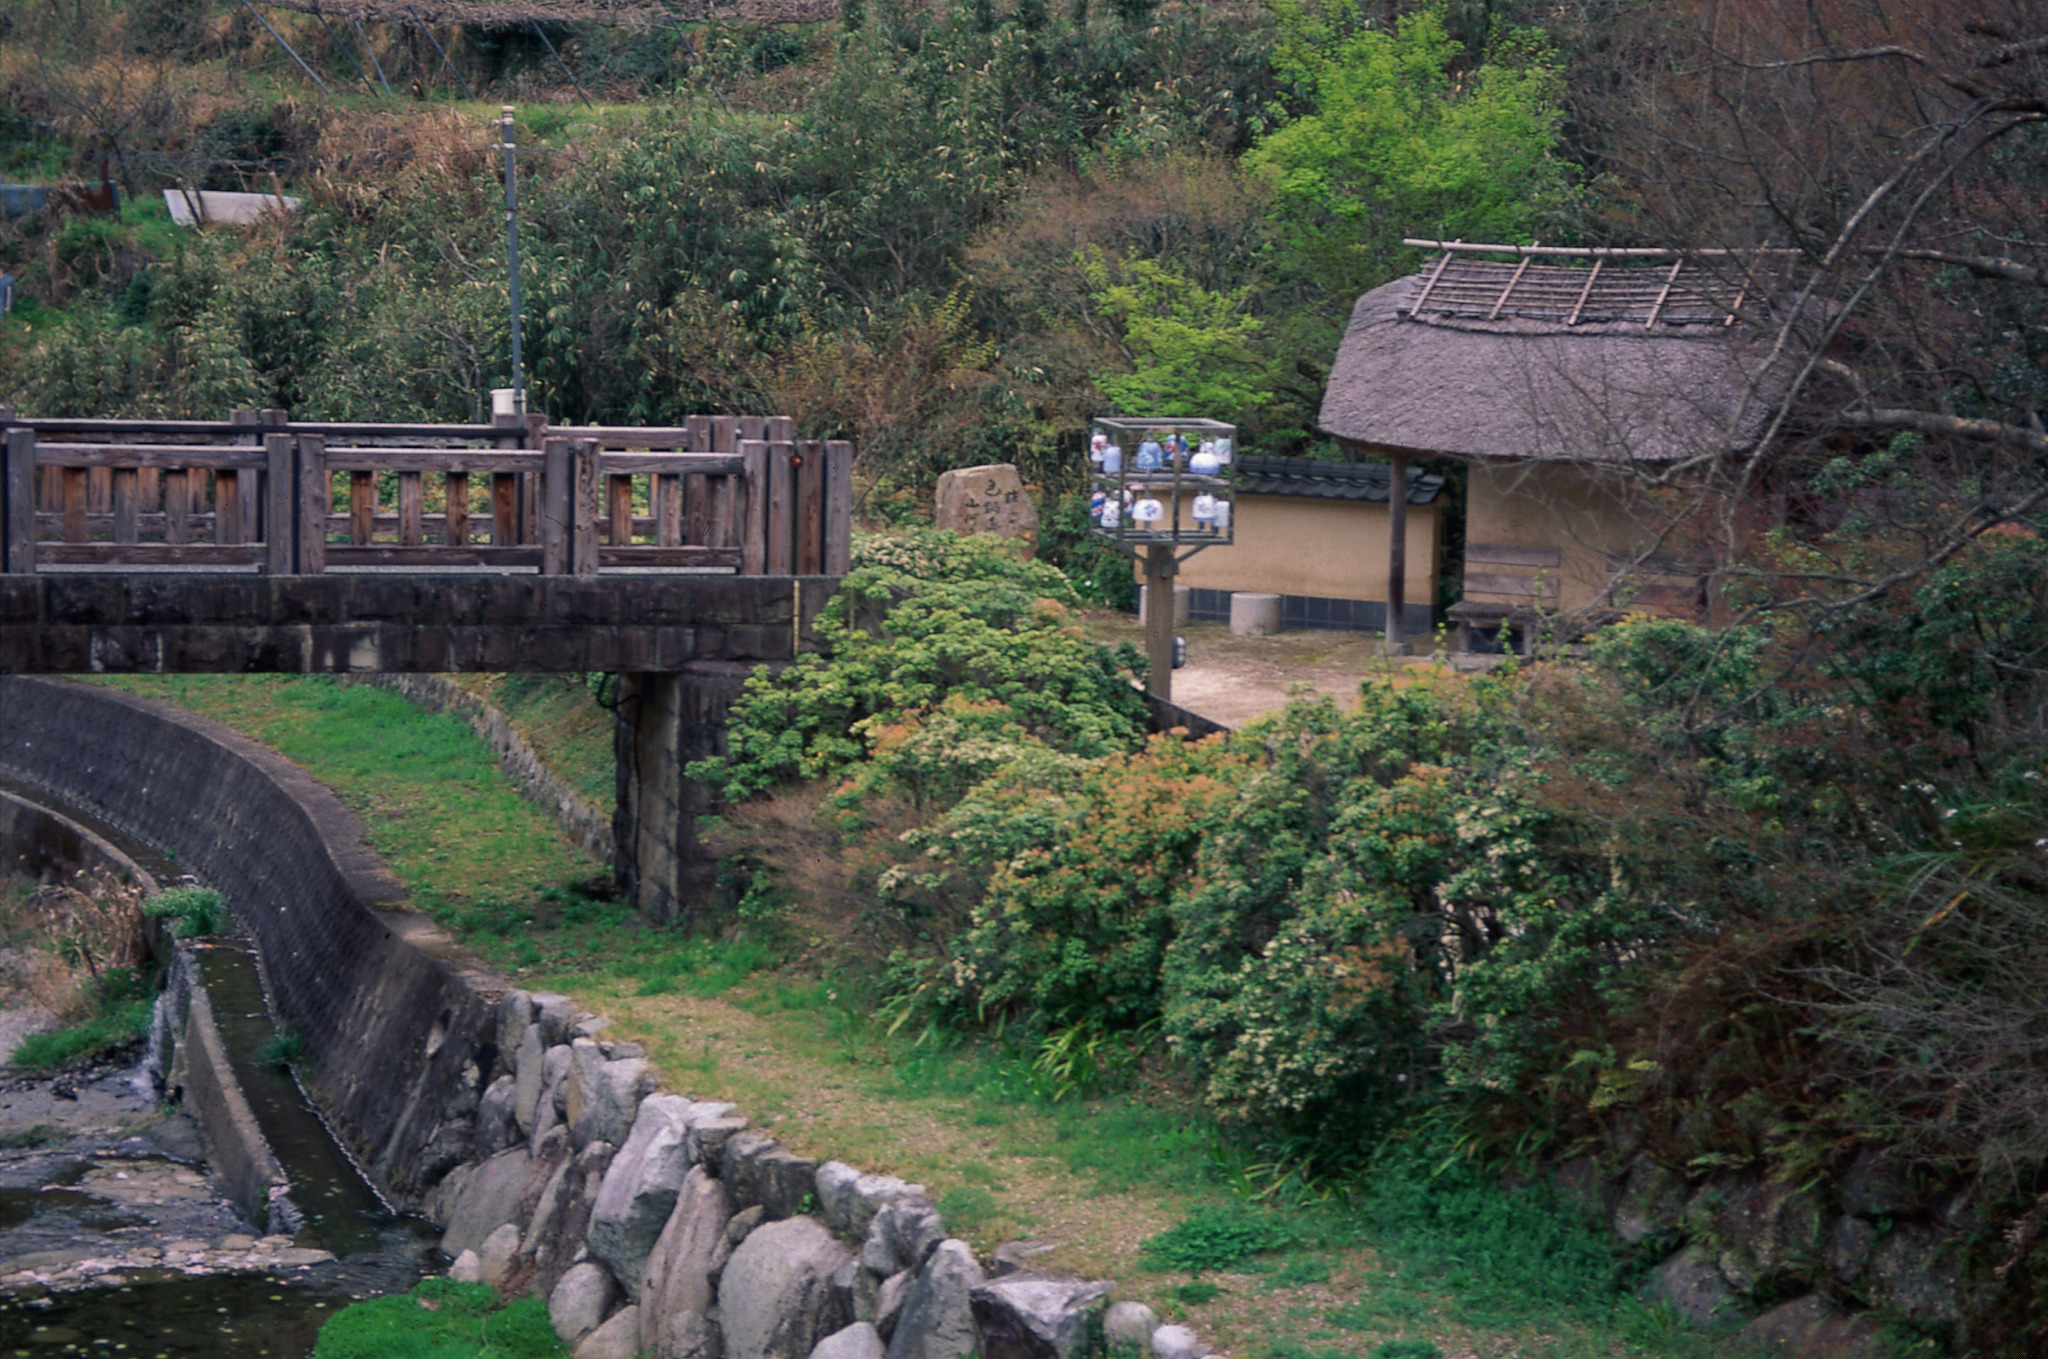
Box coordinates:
[1083,612,1463,728]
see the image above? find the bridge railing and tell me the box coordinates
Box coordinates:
[0,411,853,577]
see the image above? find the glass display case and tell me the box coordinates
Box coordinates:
[1087,417,1237,549]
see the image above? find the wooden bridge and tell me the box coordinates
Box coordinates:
[0,408,855,924]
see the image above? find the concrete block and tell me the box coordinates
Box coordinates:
[1138,583,1191,628]
[1229,592,1281,637]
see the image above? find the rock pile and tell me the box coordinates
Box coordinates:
[428,988,1203,1359]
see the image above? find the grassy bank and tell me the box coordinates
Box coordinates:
[99,673,1740,1358]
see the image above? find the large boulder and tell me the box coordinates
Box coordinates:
[496,988,537,1066]
[814,1324,887,1359]
[971,1273,1113,1359]
[575,1305,641,1359]
[641,1166,733,1359]
[1738,1295,1888,1358]
[477,1076,519,1157]
[513,1026,548,1135]
[865,1198,947,1278]
[719,1215,855,1359]
[934,464,1039,558]
[1610,1156,1686,1246]
[1864,1221,1962,1327]
[440,1145,561,1260]
[1102,1302,1156,1350]
[1638,1244,1742,1328]
[886,1239,983,1359]
[550,1261,621,1347]
[476,1222,524,1292]
[588,1095,696,1299]
[533,992,577,1048]
[526,1137,616,1297]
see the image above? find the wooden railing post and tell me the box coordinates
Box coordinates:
[739,440,767,576]
[767,438,796,575]
[825,439,854,575]
[3,429,34,574]
[296,435,326,574]
[264,433,293,574]
[573,438,601,577]
[541,436,570,575]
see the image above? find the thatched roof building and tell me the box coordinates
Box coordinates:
[1317,255,1803,465]
[1314,245,1810,653]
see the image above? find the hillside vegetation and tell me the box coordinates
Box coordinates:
[8,0,2048,1350]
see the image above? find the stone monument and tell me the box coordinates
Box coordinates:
[934,464,1039,558]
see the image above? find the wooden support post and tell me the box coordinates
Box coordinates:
[796,439,824,575]
[655,474,681,547]
[260,409,287,547]
[767,440,795,575]
[165,470,189,545]
[1385,451,1408,653]
[3,430,34,573]
[608,473,634,547]
[399,470,424,546]
[112,468,139,543]
[445,472,469,546]
[572,438,601,577]
[349,471,375,545]
[1144,544,1176,704]
[824,440,853,575]
[265,433,293,574]
[541,437,570,575]
[296,435,326,573]
[63,468,87,544]
[740,440,767,576]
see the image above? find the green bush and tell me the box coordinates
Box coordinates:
[1142,1204,1293,1272]
[144,886,226,938]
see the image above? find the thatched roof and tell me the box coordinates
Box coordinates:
[1234,455,1444,505]
[1317,265,1805,464]
[267,0,835,27]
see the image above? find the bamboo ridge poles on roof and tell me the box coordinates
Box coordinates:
[1394,241,1806,329]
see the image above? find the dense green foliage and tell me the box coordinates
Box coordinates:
[313,1279,566,1359]
[143,885,226,937]
[8,967,156,1071]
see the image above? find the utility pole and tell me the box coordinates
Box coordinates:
[1144,543,1175,704]
[500,106,525,414]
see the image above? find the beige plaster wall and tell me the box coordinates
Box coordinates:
[1462,460,1693,614]
[1138,494,1440,604]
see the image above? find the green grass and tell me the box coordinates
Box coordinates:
[313,1278,567,1359]
[9,968,155,1071]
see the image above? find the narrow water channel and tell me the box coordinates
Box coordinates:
[0,784,442,1357]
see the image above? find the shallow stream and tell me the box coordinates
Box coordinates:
[0,784,439,1357]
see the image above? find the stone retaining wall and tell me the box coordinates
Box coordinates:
[0,677,1198,1359]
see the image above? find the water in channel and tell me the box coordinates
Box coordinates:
[0,788,440,1356]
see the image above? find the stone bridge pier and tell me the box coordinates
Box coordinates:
[611,664,753,926]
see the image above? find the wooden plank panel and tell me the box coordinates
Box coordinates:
[215,471,242,544]
[1465,542,1562,568]
[297,435,326,573]
[523,470,540,545]
[399,471,424,546]
[445,472,469,547]
[63,468,87,542]
[4,430,34,573]
[266,434,293,574]
[608,474,634,546]
[28,445,270,470]
[36,543,265,566]
[710,416,737,454]
[597,546,741,569]
[740,441,767,575]
[322,545,545,568]
[597,453,745,476]
[683,414,711,453]
[87,466,111,514]
[711,474,735,548]
[492,473,518,546]
[766,416,795,443]
[572,439,601,577]
[1464,572,1560,598]
[655,475,681,547]
[165,470,189,545]
[737,416,767,446]
[767,440,795,575]
[138,468,159,515]
[824,440,853,575]
[796,439,824,574]
[349,471,375,545]
[39,465,60,514]
[112,468,139,543]
[317,449,546,474]
[541,438,571,576]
